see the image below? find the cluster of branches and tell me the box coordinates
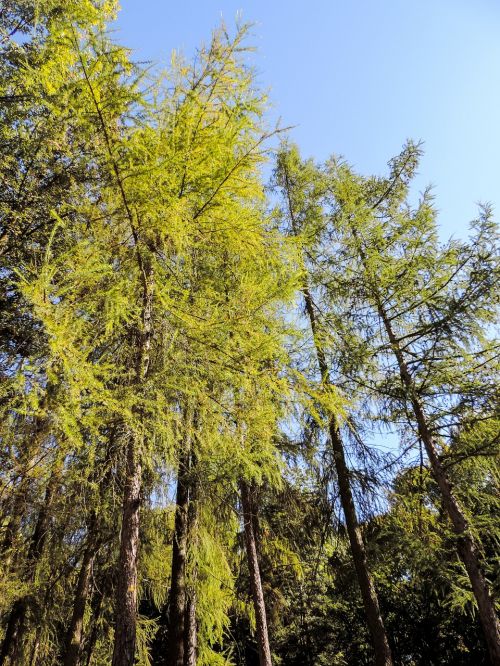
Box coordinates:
[0,2,498,665]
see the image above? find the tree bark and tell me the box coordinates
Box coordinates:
[184,579,197,666]
[111,260,153,666]
[167,444,191,666]
[240,480,273,666]
[184,452,199,666]
[63,531,97,666]
[111,437,142,666]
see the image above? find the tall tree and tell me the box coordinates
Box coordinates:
[275,146,393,666]
[240,480,273,666]
[322,142,500,664]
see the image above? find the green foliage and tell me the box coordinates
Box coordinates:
[0,4,498,665]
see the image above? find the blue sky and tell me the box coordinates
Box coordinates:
[115,0,500,240]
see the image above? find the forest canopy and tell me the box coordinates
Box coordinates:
[0,2,499,665]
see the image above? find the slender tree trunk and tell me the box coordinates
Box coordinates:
[184,452,199,666]
[282,165,393,665]
[184,579,197,666]
[328,421,393,666]
[63,534,97,666]
[0,469,58,665]
[375,297,500,665]
[302,285,393,666]
[111,261,153,666]
[167,407,201,666]
[83,584,105,666]
[111,437,142,666]
[63,433,115,666]
[240,480,272,666]
[167,444,191,666]
[81,49,155,665]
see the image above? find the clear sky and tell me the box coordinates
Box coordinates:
[115,0,500,240]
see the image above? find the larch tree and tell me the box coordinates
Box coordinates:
[1,2,498,666]
[274,145,394,666]
[321,142,500,664]
[3,8,295,663]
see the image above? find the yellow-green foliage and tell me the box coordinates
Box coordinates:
[1,5,297,661]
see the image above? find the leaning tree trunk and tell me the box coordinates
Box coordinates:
[347,215,500,664]
[375,295,500,665]
[282,165,393,666]
[240,480,273,666]
[302,284,393,666]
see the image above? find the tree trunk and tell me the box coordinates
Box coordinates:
[63,432,115,666]
[377,298,500,665]
[240,480,272,666]
[342,211,500,662]
[421,411,500,666]
[328,422,393,666]
[167,445,191,666]
[184,584,197,666]
[111,261,153,666]
[63,535,97,666]
[111,437,142,666]
[302,286,393,666]
[282,164,393,665]
[184,452,199,666]
[83,584,105,666]
[0,469,58,665]
[0,415,48,563]
[0,598,26,666]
